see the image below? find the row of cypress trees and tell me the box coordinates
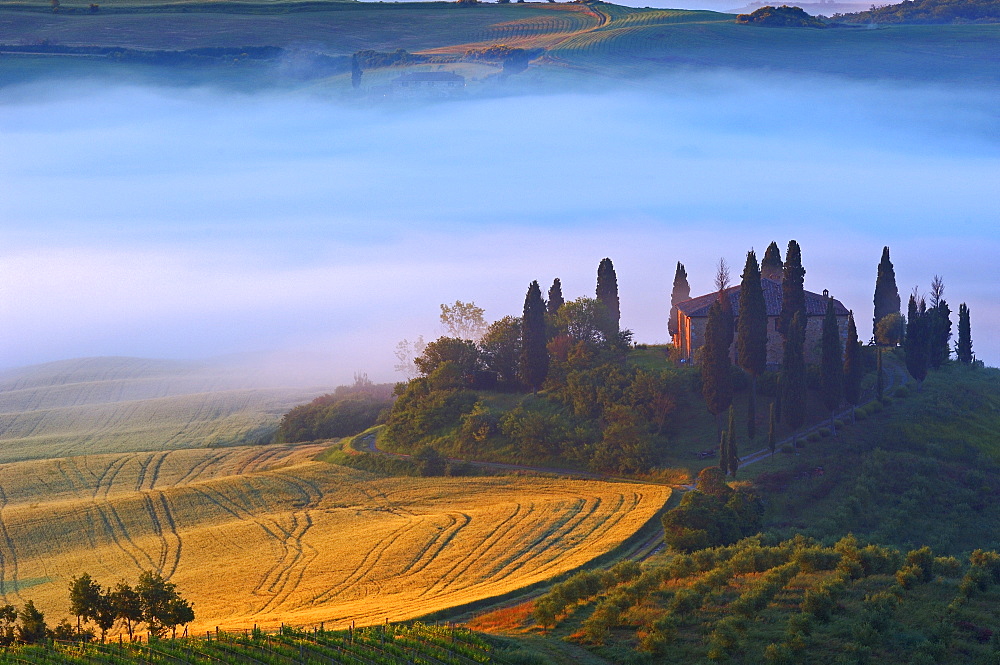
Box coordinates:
[701,241,865,476]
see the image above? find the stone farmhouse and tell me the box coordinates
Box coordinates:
[672,267,850,366]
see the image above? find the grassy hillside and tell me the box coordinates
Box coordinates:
[0,357,324,462]
[1,1,997,88]
[0,442,668,632]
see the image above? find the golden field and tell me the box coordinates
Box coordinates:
[0,444,669,632]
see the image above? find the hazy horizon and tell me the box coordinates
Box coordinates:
[2,71,997,385]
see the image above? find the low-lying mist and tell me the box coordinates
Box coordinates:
[2,70,998,384]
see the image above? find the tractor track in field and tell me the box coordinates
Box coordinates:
[0,486,22,603]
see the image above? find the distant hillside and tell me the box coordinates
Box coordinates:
[834,0,1000,23]
[0,357,327,462]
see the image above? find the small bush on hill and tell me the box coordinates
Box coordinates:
[736,5,828,26]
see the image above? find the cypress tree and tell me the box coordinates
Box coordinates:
[957,303,973,364]
[727,405,738,477]
[778,240,806,338]
[843,311,863,421]
[768,402,776,457]
[547,278,564,315]
[761,241,783,280]
[927,275,951,368]
[596,258,621,341]
[820,297,843,433]
[782,312,807,431]
[519,280,548,391]
[873,246,901,342]
[718,429,729,476]
[905,294,929,385]
[668,262,691,337]
[738,250,768,440]
[702,298,734,424]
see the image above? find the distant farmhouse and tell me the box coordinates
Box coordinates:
[391,71,465,97]
[673,263,850,366]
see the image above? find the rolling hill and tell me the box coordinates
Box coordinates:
[0,357,325,462]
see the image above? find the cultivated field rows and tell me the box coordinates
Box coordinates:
[0,358,325,463]
[0,445,669,632]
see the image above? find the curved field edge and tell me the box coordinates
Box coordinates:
[0,445,670,633]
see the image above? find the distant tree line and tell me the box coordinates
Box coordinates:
[832,0,1000,24]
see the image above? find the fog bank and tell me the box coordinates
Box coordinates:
[2,72,997,382]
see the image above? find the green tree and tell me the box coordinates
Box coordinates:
[761,241,783,278]
[718,429,730,476]
[702,298,734,425]
[737,250,768,441]
[668,261,690,337]
[520,280,549,391]
[439,300,486,340]
[136,571,190,638]
[595,258,620,341]
[0,605,15,646]
[547,278,564,315]
[820,297,843,432]
[16,600,46,644]
[782,312,807,432]
[110,582,142,641]
[479,315,522,390]
[843,311,863,421]
[414,337,481,379]
[162,597,194,640]
[778,240,805,338]
[69,573,102,636]
[905,294,929,385]
[873,246,901,342]
[957,303,973,364]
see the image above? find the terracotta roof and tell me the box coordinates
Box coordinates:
[676,277,849,318]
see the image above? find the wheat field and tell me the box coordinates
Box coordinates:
[0,444,669,632]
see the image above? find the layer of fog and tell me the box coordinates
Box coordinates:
[1,71,998,385]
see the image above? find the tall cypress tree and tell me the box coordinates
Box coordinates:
[873,246,901,342]
[957,303,973,364]
[668,262,691,337]
[547,278,564,315]
[768,402,776,457]
[820,297,843,433]
[718,430,730,476]
[519,280,548,391]
[702,298,734,424]
[843,311,863,421]
[778,240,806,338]
[782,312,807,431]
[761,241,783,280]
[737,250,768,441]
[727,405,739,478]
[596,258,621,341]
[905,294,929,385]
[927,275,951,368]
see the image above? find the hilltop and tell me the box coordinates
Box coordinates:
[1,1,998,88]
